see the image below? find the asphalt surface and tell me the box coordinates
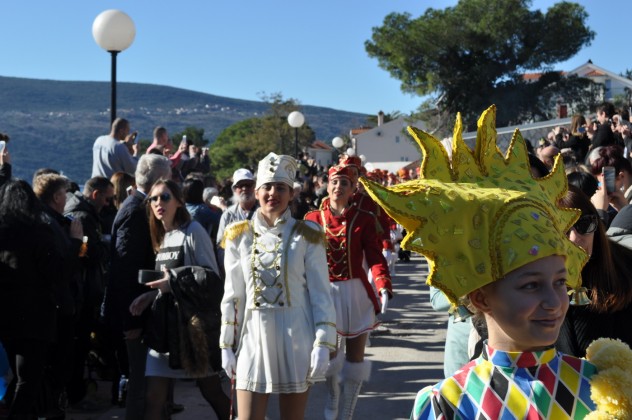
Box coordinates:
[65,254,448,420]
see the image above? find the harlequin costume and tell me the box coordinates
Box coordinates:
[219,153,336,394]
[359,105,632,419]
[304,163,393,420]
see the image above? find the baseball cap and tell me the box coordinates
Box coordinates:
[232,168,255,189]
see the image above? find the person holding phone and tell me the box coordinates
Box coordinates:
[553,115,590,163]
[590,145,632,224]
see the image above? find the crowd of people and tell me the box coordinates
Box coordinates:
[0,117,402,420]
[1,101,632,420]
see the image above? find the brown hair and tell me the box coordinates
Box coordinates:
[32,173,69,204]
[110,172,136,209]
[559,186,632,312]
[147,179,190,252]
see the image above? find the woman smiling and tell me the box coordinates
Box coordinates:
[220,153,336,420]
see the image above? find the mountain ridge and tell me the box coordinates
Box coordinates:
[0,76,369,182]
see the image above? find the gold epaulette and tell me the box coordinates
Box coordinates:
[295,220,326,247]
[221,220,251,248]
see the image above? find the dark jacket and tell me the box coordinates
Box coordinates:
[186,203,220,246]
[42,205,83,315]
[144,266,223,376]
[0,163,10,188]
[0,221,61,342]
[102,190,155,331]
[591,123,617,149]
[64,191,109,308]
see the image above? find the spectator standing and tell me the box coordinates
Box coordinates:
[63,176,115,404]
[0,180,62,418]
[215,168,258,258]
[556,187,632,356]
[101,154,171,419]
[92,118,139,178]
[129,179,229,420]
[184,177,221,247]
[588,102,617,149]
[111,171,136,210]
[33,173,84,417]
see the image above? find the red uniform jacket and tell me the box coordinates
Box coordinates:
[353,191,394,250]
[305,198,393,314]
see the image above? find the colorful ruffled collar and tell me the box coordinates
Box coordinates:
[482,342,556,368]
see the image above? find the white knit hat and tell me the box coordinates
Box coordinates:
[255,153,297,190]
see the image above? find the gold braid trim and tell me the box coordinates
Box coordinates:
[221,220,251,248]
[295,220,326,248]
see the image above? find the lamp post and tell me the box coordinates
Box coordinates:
[92,10,136,125]
[287,111,305,158]
[332,136,344,149]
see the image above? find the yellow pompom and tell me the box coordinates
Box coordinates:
[583,412,616,420]
[590,367,632,416]
[586,338,632,372]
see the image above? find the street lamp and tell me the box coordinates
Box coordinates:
[346,147,356,157]
[92,10,136,125]
[332,136,344,149]
[287,111,305,158]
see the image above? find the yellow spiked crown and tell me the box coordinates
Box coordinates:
[360,105,588,306]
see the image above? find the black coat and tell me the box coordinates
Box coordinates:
[102,190,155,332]
[42,205,83,316]
[0,221,62,342]
[144,266,223,376]
[64,192,109,308]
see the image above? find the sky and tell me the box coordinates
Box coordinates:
[1,1,630,116]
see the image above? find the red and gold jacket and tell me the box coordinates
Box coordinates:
[353,190,394,251]
[305,197,393,314]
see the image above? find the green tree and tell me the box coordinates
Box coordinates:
[209,93,316,180]
[365,0,595,130]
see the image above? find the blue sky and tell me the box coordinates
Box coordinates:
[1,1,629,116]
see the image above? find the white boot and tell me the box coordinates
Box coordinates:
[339,360,371,420]
[324,352,345,420]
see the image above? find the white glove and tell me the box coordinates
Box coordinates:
[380,289,389,314]
[221,348,236,379]
[309,346,330,378]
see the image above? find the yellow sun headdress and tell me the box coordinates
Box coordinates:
[360,105,588,306]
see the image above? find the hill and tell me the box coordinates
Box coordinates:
[0,76,369,182]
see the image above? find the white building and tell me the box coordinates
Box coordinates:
[352,112,425,173]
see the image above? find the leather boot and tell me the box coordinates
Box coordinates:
[339,360,371,420]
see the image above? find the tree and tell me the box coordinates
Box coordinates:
[365,0,595,130]
[173,126,208,147]
[209,93,316,180]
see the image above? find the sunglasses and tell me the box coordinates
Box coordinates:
[572,215,598,235]
[148,192,172,203]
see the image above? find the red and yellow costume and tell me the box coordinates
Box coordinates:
[305,197,392,315]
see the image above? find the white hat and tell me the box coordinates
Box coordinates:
[255,153,297,190]
[232,168,255,190]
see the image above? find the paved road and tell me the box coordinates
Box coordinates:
[65,254,448,419]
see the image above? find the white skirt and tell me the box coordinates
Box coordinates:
[331,278,379,338]
[235,306,320,394]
